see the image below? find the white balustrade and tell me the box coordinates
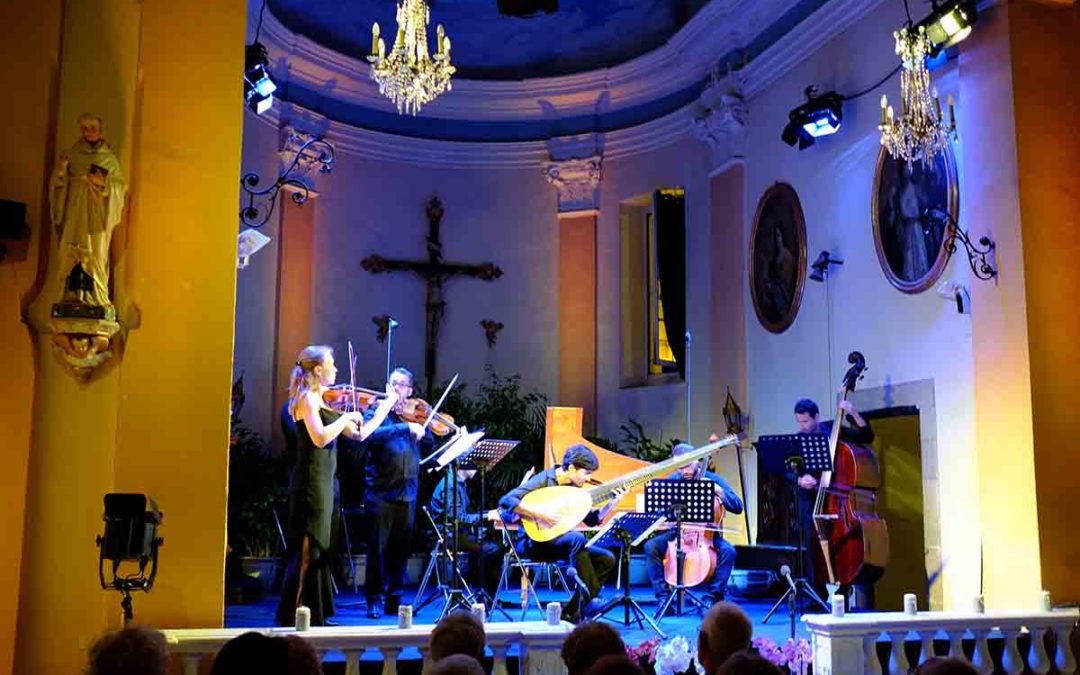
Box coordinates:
[805,608,1078,675]
[161,621,573,675]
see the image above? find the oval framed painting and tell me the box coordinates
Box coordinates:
[750,183,807,334]
[871,145,960,294]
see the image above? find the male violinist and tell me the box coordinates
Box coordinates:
[792,397,874,603]
[642,443,744,613]
[359,367,431,618]
[496,445,620,623]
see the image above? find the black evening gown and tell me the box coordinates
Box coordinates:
[275,408,340,626]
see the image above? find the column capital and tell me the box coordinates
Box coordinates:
[278,123,329,193]
[544,155,602,214]
[692,70,749,167]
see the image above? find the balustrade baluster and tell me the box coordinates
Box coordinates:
[970,629,993,675]
[1054,625,1078,674]
[1029,626,1052,675]
[888,631,911,675]
[382,646,402,675]
[1000,626,1025,675]
[917,630,936,666]
[492,644,510,675]
[181,654,201,675]
[865,634,884,675]
[345,649,363,675]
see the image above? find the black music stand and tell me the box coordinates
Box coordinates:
[645,479,716,620]
[587,512,667,638]
[464,439,520,620]
[755,434,831,632]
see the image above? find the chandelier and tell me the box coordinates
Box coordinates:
[879,25,955,164]
[367,0,455,116]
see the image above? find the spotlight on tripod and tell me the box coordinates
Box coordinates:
[96,493,164,626]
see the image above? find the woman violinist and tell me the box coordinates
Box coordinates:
[642,442,744,613]
[274,344,403,627]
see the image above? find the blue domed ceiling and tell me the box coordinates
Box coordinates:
[267,0,712,80]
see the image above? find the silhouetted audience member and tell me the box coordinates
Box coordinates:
[210,631,321,675]
[915,657,979,675]
[698,601,754,675]
[718,650,785,675]
[429,653,487,675]
[429,610,487,663]
[585,654,647,675]
[86,625,169,675]
[561,622,627,675]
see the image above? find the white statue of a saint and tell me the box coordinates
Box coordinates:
[49,113,126,312]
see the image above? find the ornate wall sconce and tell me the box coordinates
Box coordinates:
[239,136,334,228]
[926,207,997,280]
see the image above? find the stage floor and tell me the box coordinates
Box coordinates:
[225,586,816,650]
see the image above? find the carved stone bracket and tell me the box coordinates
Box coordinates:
[544,155,602,213]
[278,124,327,191]
[692,69,749,166]
[480,319,504,348]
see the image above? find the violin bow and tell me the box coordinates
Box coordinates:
[422,373,459,434]
[347,340,358,414]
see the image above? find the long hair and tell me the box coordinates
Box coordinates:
[288,345,333,418]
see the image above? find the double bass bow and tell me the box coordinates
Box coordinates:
[811,351,889,592]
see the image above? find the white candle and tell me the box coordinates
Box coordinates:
[1040,590,1052,612]
[831,594,846,617]
[880,95,888,126]
[972,595,985,613]
[903,593,918,615]
[295,605,311,631]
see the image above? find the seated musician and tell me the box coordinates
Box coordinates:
[792,397,874,599]
[496,444,619,623]
[430,462,503,601]
[643,443,744,610]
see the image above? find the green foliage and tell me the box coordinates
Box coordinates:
[618,419,679,463]
[227,425,288,557]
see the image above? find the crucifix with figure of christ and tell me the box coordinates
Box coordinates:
[361,195,502,393]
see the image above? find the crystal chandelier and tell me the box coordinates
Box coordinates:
[367,0,455,116]
[879,25,956,164]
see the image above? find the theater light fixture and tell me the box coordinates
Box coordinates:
[244,42,277,115]
[916,0,977,54]
[781,87,843,150]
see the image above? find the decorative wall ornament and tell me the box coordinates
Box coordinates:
[277,124,329,189]
[480,319,504,348]
[871,144,959,293]
[749,183,807,334]
[372,314,393,343]
[544,155,602,213]
[44,113,128,379]
[240,133,334,229]
[692,69,749,163]
[367,0,455,115]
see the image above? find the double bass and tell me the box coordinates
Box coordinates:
[812,351,889,589]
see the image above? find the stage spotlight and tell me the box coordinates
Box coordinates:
[781,87,843,150]
[244,42,277,115]
[916,0,977,54]
[809,250,843,282]
[97,493,163,625]
[238,228,271,270]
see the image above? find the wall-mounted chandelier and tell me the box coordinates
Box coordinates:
[879,25,955,164]
[368,0,455,116]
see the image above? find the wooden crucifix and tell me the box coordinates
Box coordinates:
[360,196,502,393]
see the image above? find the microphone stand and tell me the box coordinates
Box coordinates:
[685,331,692,443]
[385,319,397,383]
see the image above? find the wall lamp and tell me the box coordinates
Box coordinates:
[924,207,997,280]
[809,250,844,282]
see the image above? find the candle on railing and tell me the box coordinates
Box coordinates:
[903,593,918,615]
[831,594,846,617]
[295,606,311,631]
[1040,590,1052,611]
[471,603,486,624]
[972,595,985,613]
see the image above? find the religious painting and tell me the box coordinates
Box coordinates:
[872,145,959,294]
[750,183,806,334]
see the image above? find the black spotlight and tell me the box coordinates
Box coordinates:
[97,493,163,625]
[809,250,843,282]
[496,0,558,17]
[781,87,843,150]
[916,0,977,55]
[244,42,277,115]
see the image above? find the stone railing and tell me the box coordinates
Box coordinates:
[161,621,572,675]
[805,609,1078,675]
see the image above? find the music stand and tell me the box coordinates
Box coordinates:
[587,512,667,638]
[754,434,831,632]
[464,439,520,620]
[645,479,716,620]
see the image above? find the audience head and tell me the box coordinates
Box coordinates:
[430,610,486,663]
[210,631,321,675]
[561,622,627,675]
[718,650,785,675]
[698,601,753,675]
[86,625,169,675]
[916,657,979,675]
[429,654,486,675]
[586,655,647,675]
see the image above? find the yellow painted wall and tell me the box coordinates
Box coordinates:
[11,1,245,673]
[0,3,63,673]
[1009,0,1080,605]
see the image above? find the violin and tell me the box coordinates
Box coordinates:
[395,397,458,437]
[322,384,385,413]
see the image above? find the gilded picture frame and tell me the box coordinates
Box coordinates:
[750,183,807,334]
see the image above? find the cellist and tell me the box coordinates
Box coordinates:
[792,397,874,598]
[642,443,744,613]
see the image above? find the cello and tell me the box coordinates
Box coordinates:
[662,457,726,587]
[812,351,889,590]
